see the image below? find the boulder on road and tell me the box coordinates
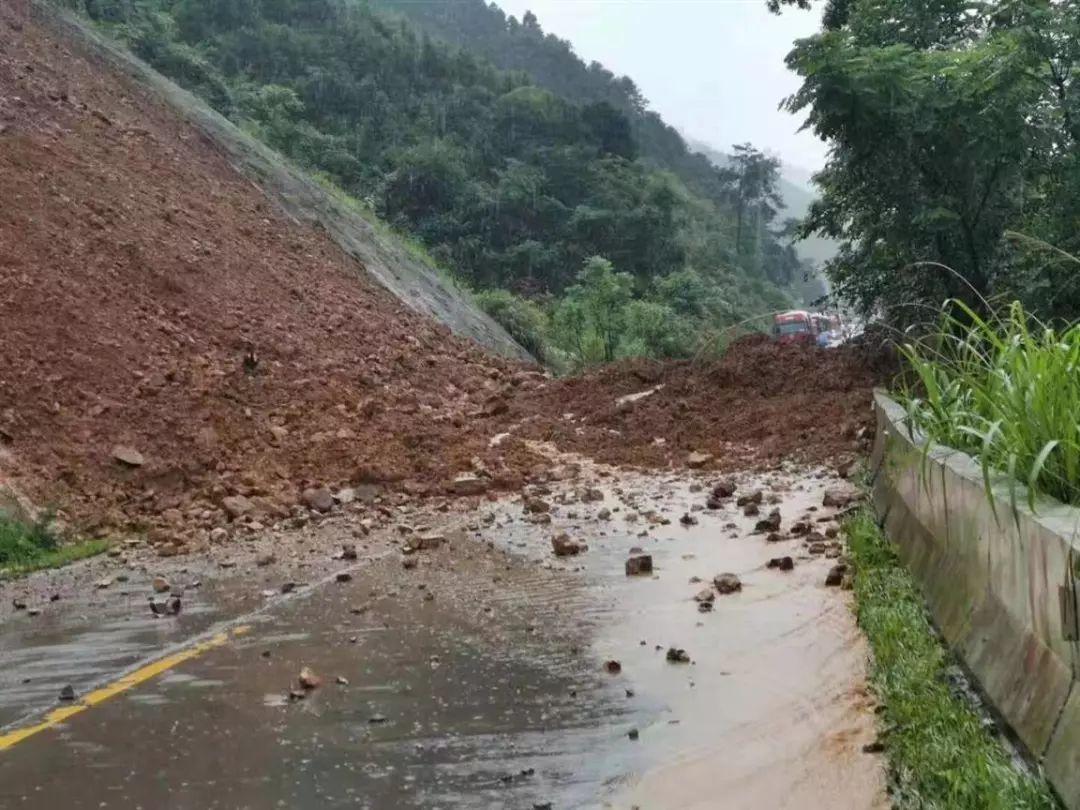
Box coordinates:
[551,533,585,557]
[448,474,488,496]
[625,554,653,576]
[713,572,742,594]
[301,487,334,513]
[686,451,713,469]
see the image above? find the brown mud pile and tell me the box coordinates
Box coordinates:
[0,3,885,554]
[514,335,885,472]
[0,3,537,547]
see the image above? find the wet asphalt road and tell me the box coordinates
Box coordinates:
[0,468,885,809]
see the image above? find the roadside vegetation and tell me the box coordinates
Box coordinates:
[0,513,107,577]
[770,1,1080,328]
[845,511,1057,809]
[896,299,1080,507]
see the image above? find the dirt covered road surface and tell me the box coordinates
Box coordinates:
[1,2,888,807]
[0,460,885,809]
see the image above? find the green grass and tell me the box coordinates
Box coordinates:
[897,299,1080,507]
[846,511,1056,809]
[0,514,108,578]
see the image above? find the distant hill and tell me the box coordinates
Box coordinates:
[685,139,838,270]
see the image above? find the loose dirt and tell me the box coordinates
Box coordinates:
[0,2,886,558]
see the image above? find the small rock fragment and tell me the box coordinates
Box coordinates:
[625,554,653,576]
[686,451,713,469]
[767,556,795,571]
[825,563,848,587]
[713,572,742,594]
[604,660,622,674]
[58,685,76,702]
[754,509,782,533]
[298,666,321,690]
[666,647,690,663]
[551,533,584,557]
[151,575,171,593]
[111,445,144,467]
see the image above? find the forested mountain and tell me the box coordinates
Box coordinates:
[59,0,807,366]
[371,0,820,290]
[373,0,757,214]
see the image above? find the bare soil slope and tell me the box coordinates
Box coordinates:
[0,1,538,549]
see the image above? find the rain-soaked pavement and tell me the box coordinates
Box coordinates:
[0,465,886,809]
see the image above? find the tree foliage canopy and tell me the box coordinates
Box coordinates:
[774,0,1080,324]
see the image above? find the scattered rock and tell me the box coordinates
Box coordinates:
[335,676,349,686]
[334,487,357,505]
[666,647,690,663]
[12,597,27,610]
[414,532,445,551]
[679,512,698,526]
[581,487,604,502]
[823,487,861,509]
[754,509,782,533]
[523,497,550,514]
[111,445,144,467]
[628,728,640,741]
[209,527,228,543]
[402,556,418,570]
[767,556,795,571]
[301,487,334,513]
[368,713,388,724]
[149,596,182,616]
[280,582,298,594]
[58,685,76,702]
[693,588,715,604]
[825,563,848,587]
[790,521,811,536]
[341,544,358,561]
[298,666,321,690]
[151,575,171,593]
[94,577,112,590]
[625,554,653,576]
[862,740,885,754]
[743,502,760,517]
[736,490,763,507]
[597,507,611,520]
[809,543,827,555]
[449,474,488,496]
[712,478,737,499]
[686,451,713,469]
[222,495,252,520]
[604,660,622,674]
[335,571,352,583]
[551,533,585,557]
[765,532,783,543]
[713,572,742,594]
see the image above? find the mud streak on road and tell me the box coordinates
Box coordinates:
[0,467,885,809]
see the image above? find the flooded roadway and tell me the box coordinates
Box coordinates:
[0,466,885,809]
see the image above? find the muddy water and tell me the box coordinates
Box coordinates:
[0,468,885,808]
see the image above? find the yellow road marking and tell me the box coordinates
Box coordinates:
[0,625,251,752]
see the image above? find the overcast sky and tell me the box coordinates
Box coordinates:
[495,0,827,176]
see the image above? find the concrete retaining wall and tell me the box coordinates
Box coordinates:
[872,391,1080,805]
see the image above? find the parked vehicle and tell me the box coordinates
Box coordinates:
[772,310,816,344]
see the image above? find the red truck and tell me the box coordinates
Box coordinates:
[771,310,816,345]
